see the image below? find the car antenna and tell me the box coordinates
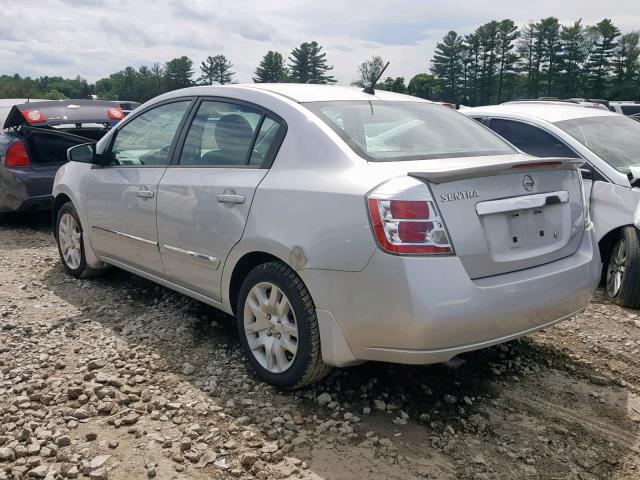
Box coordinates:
[363,61,390,95]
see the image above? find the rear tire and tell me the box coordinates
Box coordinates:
[55,202,104,279]
[605,226,640,308]
[237,261,332,389]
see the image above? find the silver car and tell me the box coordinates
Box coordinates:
[52,84,600,388]
[462,103,640,308]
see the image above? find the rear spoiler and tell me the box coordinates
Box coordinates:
[409,157,584,184]
[3,100,126,129]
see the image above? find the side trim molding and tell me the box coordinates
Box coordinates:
[91,225,157,246]
[162,244,220,269]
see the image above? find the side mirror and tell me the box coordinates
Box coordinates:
[67,143,98,164]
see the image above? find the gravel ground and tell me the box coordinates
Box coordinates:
[1,213,639,480]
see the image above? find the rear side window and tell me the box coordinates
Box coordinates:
[179,100,284,167]
[489,119,578,158]
[110,101,191,166]
[305,101,514,161]
[621,105,640,115]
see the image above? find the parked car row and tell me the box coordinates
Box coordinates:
[49,84,601,388]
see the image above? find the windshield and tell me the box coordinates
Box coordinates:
[555,116,640,174]
[305,101,514,161]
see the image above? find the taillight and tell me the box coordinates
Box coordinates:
[367,177,452,255]
[107,108,124,121]
[6,141,30,168]
[20,110,48,124]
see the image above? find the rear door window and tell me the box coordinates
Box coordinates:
[489,119,578,158]
[178,100,284,167]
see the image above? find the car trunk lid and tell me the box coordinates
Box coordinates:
[3,100,124,129]
[375,154,586,279]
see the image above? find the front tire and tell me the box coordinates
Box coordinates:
[55,202,103,279]
[237,261,331,389]
[606,226,640,308]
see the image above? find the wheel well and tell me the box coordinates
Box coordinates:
[599,226,632,265]
[229,251,283,316]
[52,194,71,235]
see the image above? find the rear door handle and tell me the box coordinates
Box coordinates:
[135,190,154,199]
[217,194,245,204]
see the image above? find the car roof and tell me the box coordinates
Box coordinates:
[160,83,432,104]
[462,103,619,123]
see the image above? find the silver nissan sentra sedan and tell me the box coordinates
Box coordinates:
[52,84,600,388]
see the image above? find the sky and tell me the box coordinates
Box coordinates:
[1,0,640,85]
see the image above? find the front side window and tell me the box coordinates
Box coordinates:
[555,115,640,174]
[179,101,282,167]
[489,119,578,159]
[110,101,191,166]
[305,101,514,161]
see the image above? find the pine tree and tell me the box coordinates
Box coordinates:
[253,51,288,83]
[164,56,194,90]
[464,33,482,104]
[199,55,234,85]
[586,19,620,97]
[496,19,520,102]
[558,20,587,97]
[612,32,640,99]
[476,21,500,104]
[518,22,542,98]
[430,31,464,103]
[537,17,561,96]
[289,41,336,84]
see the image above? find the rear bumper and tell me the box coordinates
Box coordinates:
[0,166,57,212]
[301,229,600,367]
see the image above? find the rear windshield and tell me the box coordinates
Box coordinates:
[305,101,514,161]
[555,115,640,174]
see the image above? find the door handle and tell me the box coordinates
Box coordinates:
[217,194,245,204]
[135,190,154,199]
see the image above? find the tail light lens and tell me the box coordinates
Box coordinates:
[6,141,30,168]
[20,110,48,124]
[367,177,452,255]
[107,108,124,121]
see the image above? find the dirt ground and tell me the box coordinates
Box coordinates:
[1,213,639,480]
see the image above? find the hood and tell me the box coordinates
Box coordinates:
[3,100,126,129]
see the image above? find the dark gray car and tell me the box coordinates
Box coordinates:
[0,99,127,218]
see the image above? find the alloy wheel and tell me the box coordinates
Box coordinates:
[606,237,627,298]
[58,213,82,270]
[243,282,299,373]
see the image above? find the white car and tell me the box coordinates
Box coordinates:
[463,103,640,307]
[609,101,640,116]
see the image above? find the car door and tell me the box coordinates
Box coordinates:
[156,98,286,301]
[87,99,194,274]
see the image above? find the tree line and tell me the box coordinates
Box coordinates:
[1,20,638,105]
[429,17,640,105]
[0,41,337,103]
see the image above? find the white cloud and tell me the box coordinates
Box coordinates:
[0,0,638,84]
